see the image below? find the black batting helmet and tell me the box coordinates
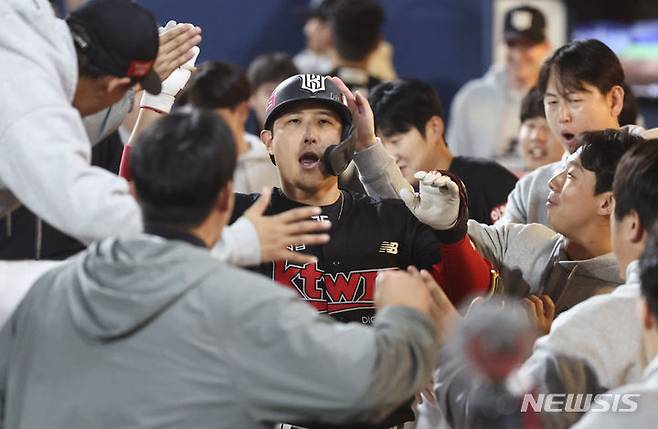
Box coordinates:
[263,74,352,136]
[263,74,357,176]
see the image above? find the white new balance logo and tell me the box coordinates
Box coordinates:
[379,241,399,254]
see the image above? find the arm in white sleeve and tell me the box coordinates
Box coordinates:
[352,139,413,200]
[0,107,142,244]
[211,217,261,266]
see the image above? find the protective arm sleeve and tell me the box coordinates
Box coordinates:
[355,142,493,305]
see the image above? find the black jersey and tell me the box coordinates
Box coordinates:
[231,188,442,325]
[449,156,518,224]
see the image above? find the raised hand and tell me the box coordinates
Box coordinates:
[399,171,461,230]
[327,76,377,151]
[243,188,332,264]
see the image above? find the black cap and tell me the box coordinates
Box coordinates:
[300,0,337,21]
[503,5,546,45]
[263,74,351,133]
[67,0,161,95]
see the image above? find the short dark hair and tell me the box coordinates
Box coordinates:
[130,110,237,228]
[538,39,624,97]
[613,140,658,231]
[641,224,658,318]
[331,0,384,62]
[75,43,106,79]
[619,82,639,127]
[369,79,444,138]
[175,61,251,110]
[578,129,643,195]
[520,87,545,122]
[246,52,299,89]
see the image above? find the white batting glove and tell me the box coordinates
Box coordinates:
[160,20,178,34]
[140,22,200,114]
[399,171,461,230]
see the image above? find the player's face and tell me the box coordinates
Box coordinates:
[75,76,132,116]
[304,17,332,54]
[505,39,549,89]
[546,150,604,238]
[543,73,620,154]
[380,127,436,186]
[517,117,564,171]
[265,103,342,193]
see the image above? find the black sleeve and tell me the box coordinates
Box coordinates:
[229,192,261,224]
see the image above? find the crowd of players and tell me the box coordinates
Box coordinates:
[2,0,658,428]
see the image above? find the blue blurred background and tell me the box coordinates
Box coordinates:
[54,0,658,126]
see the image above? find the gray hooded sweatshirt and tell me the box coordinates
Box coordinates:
[0,234,437,429]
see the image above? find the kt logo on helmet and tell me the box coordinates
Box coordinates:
[273,261,389,314]
[300,74,326,93]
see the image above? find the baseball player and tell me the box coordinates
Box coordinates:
[229,74,494,429]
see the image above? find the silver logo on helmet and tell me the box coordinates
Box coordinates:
[300,74,326,93]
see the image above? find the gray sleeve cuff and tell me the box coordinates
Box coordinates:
[211,217,261,266]
[375,305,436,337]
[353,139,413,200]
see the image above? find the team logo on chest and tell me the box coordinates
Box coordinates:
[299,74,327,93]
[273,261,392,314]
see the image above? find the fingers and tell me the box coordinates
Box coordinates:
[181,46,201,71]
[328,76,357,111]
[274,205,323,224]
[406,265,420,276]
[414,171,428,181]
[420,269,450,309]
[353,90,372,116]
[417,171,457,192]
[282,233,331,248]
[159,23,201,51]
[281,220,332,236]
[529,294,545,317]
[422,386,437,406]
[277,250,318,265]
[245,188,272,216]
[523,297,537,321]
[156,24,202,79]
[540,294,556,320]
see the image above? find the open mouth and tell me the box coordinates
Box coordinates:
[299,152,321,169]
[561,132,577,149]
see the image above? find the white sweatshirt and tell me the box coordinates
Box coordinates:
[0,0,141,244]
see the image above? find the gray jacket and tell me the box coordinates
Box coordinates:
[495,161,562,227]
[467,221,622,313]
[0,234,437,429]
